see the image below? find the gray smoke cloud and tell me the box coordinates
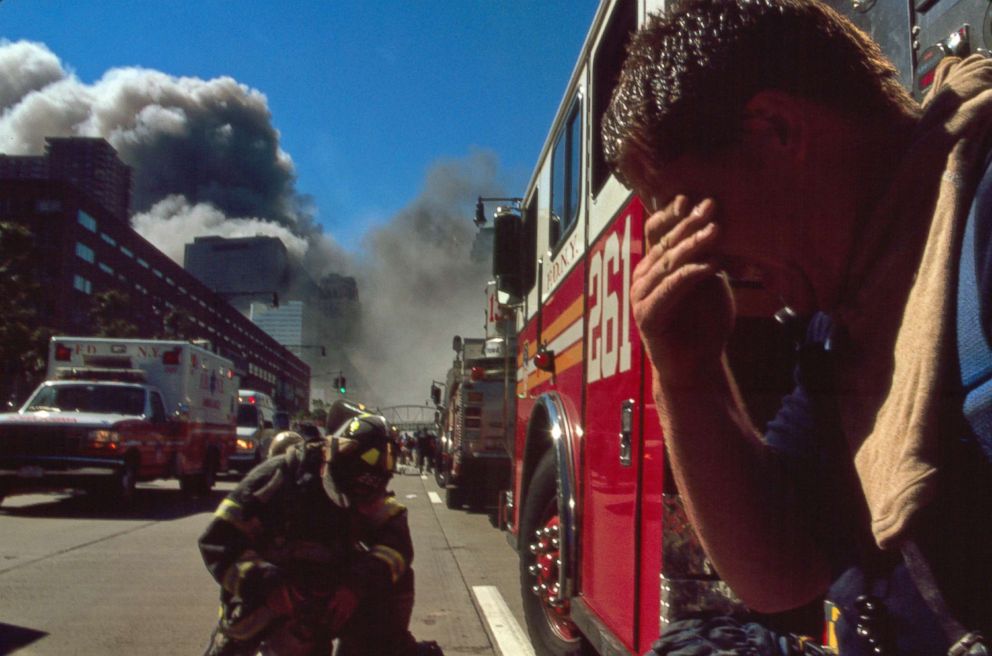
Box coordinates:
[351,151,502,406]
[131,196,311,264]
[1,40,504,406]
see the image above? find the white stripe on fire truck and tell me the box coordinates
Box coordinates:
[545,317,583,356]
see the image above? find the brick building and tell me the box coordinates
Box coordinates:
[0,139,310,412]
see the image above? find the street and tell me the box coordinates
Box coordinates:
[0,467,531,656]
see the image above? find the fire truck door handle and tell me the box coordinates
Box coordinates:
[619,399,634,466]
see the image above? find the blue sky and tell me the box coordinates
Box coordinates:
[1,1,600,251]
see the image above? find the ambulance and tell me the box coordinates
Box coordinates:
[0,337,238,504]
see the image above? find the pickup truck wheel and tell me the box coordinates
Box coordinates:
[184,454,218,495]
[520,452,585,656]
[100,460,137,503]
[201,452,217,493]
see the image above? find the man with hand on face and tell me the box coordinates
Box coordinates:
[199,410,443,656]
[603,1,992,654]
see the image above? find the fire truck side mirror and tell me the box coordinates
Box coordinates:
[492,207,524,304]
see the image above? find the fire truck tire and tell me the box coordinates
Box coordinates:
[519,451,588,656]
[445,485,463,509]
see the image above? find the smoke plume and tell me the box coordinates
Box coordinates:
[351,151,501,405]
[1,40,504,406]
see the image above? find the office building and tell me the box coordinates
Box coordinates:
[0,138,310,411]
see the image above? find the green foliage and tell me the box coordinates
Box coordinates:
[160,307,197,340]
[0,222,52,404]
[91,289,140,338]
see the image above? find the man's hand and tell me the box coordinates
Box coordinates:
[326,585,359,633]
[631,195,734,377]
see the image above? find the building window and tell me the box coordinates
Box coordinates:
[73,275,92,294]
[75,242,95,263]
[77,210,97,232]
[153,268,163,278]
[101,233,116,246]
[120,246,134,258]
[37,199,62,213]
[98,262,114,275]
[137,258,149,268]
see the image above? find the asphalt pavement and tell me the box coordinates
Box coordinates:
[0,465,530,656]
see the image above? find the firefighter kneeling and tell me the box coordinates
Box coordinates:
[198,412,443,656]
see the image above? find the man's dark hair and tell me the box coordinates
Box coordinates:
[602,0,919,181]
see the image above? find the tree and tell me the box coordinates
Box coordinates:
[160,307,198,341]
[0,222,51,405]
[91,289,140,338]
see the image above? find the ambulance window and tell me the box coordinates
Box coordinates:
[237,404,260,427]
[550,100,581,250]
[150,392,167,423]
[591,0,637,195]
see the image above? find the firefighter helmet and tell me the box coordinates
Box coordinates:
[267,431,304,458]
[323,413,395,505]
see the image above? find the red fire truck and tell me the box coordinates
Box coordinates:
[484,0,981,653]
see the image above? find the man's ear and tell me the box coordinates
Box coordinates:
[741,90,809,164]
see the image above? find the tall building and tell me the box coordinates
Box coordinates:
[250,301,318,360]
[185,234,368,405]
[184,236,291,312]
[0,137,132,222]
[0,138,310,411]
[46,138,132,221]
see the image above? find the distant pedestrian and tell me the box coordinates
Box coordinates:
[415,430,432,474]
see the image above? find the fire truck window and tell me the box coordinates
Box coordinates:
[150,392,167,423]
[591,0,637,195]
[522,193,538,294]
[550,101,581,250]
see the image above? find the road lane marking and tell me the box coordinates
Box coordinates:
[427,491,442,504]
[472,585,535,656]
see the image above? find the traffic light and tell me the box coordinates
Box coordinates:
[333,375,346,395]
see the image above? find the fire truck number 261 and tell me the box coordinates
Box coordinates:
[587,214,633,383]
